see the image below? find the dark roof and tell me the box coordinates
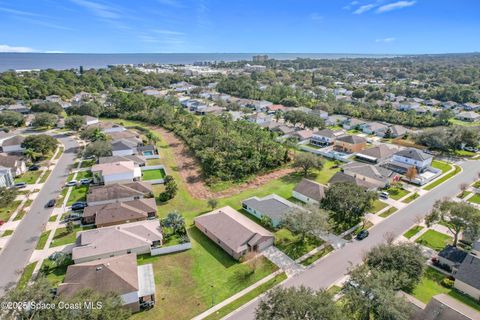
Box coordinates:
[336,134,367,144]
[293,179,326,202]
[438,245,467,264]
[395,148,432,161]
[87,182,152,203]
[328,171,378,190]
[111,139,137,151]
[455,254,480,289]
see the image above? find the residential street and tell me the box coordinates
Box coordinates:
[224,160,480,320]
[0,131,78,296]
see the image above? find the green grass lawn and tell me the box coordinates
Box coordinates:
[39,170,51,183]
[402,192,420,203]
[15,170,42,184]
[472,180,480,188]
[80,159,96,168]
[306,143,323,150]
[142,168,166,180]
[40,259,71,286]
[53,147,64,160]
[413,267,480,311]
[75,170,93,180]
[467,193,480,204]
[424,165,461,191]
[300,245,334,266]
[1,229,13,237]
[0,200,21,221]
[415,229,452,251]
[275,228,324,260]
[379,206,398,218]
[432,160,452,174]
[66,185,89,206]
[457,191,472,199]
[203,273,287,320]
[147,158,163,166]
[371,200,388,213]
[384,186,409,200]
[449,118,480,127]
[36,230,51,250]
[48,215,57,222]
[50,225,93,247]
[403,225,424,239]
[17,262,36,289]
[13,209,27,221]
[455,149,476,157]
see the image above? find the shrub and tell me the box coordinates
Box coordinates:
[441,278,454,288]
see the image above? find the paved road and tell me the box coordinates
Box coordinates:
[225,160,480,320]
[0,131,78,296]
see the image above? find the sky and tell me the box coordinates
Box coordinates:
[0,0,479,54]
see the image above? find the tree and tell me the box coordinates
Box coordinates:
[80,127,107,142]
[322,182,377,228]
[162,211,185,235]
[460,183,469,198]
[145,131,159,144]
[352,89,366,99]
[65,115,86,131]
[256,286,344,320]
[24,148,42,162]
[293,152,323,176]
[66,101,103,117]
[365,242,425,292]
[260,215,274,229]
[425,200,480,246]
[207,198,218,211]
[66,221,75,234]
[32,112,58,128]
[0,187,17,207]
[31,102,63,115]
[405,166,417,181]
[160,175,178,201]
[84,140,112,158]
[22,134,58,156]
[0,110,24,127]
[282,204,330,242]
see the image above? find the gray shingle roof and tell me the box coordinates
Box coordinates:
[395,148,432,161]
[455,254,480,289]
[242,194,298,221]
[336,134,367,144]
[293,179,326,202]
[438,245,467,264]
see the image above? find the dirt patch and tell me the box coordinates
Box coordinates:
[151,126,294,200]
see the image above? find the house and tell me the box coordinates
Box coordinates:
[334,135,367,153]
[111,139,139,157]
[0,166,14,188]
[271,125,296,135]
[1,135,25,153]
[247,113,272,124]
[362,122,389,136]
[82,198,157,227]
[108,130,143,144]
[195,206,274,260]
[456,111,480,122]
[342,118,365,130]
[4,104,30,114]
[292,179,326,204]
[463,103,480,111]
[83,115,99,126]
[411,294,480,320]
[58,254,155,312]
[390,148,433,174]
[454,254,480,300]
[86,121,126,134]
[242,194,301,227]
[442,101,458,109]
[472,240,480,256]
[326,114,347,126]
[91,161,141,185]
[0,154,27,176]
[290,129,313,141]
[311,129,343,146]
[387,125,409,138]
[339,162,397,189]
[355,144,398,164]
[86,182,153,206]
[72,220,162,263]
[266,104,288,114]
[328,171,380,190]
[99,155,147,167]
[437,245,467,272]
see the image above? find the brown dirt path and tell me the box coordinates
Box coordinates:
[150,126,295,200]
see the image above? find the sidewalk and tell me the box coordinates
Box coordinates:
[262,246,303,276]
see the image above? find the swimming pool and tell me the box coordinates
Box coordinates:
[143,150,154,156]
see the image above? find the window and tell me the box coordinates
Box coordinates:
[127,250,132,254]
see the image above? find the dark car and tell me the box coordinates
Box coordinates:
[71,201,87,211]
[46,199,56,208]
[29,165,40,171]
[356,230,369,240]
[14,182,27,189]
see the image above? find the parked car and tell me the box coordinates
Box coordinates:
[64,212,82,222]
[46,199,56,208]
[65,180,78,187]
[464,146,479,152]
[79,178,92,185]
[71,201,87,211]
[379,191,389,199]
[14,182,27,189]
[356,230,369,240]
[29,165,40,171]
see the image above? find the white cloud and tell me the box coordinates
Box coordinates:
[70,0,121,19]
[376,1,416,13]
[376,37,396,43]
[153,29,185,36]
[353,4,375,14]
[0,44,35,53]
[310,12,323,21]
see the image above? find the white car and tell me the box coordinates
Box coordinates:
[65,180,78,187]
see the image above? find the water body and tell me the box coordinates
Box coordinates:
[0,53,399,72]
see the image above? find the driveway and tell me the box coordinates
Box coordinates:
[0,131,78,296]
[224,160,480,320]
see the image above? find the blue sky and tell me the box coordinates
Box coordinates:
[0,0,479,54]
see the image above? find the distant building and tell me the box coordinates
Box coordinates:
[252,55,268,62]
[0,166,14,188]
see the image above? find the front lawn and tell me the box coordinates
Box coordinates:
[142,168,166,181]
[379,206,398,218]
[66,185,89,206]
[80,159,96,168]
[36,230,51,250]
[40,259,71,286]
[17,262,36,289]
[415,229,452,251]
[0,200,21,221]
[15,170,42,184]
[402,193,420,203]
[423,165,461,191]
[1,230,13,237]
[75,170,93,180]
[39,170,51,183]
[50,225,93,247]
[457,191,472,199]
[467,193,480,204]
[384,186,409,200]
[300,245,334,266]
[431,160,452,174]
[403,225,424,239]
[275,228,324,260]
[371,200,388,213]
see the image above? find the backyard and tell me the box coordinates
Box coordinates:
[415,229,452,251]
[142,168,166,181]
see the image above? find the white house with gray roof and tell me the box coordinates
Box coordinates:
[242,194,301,227]
[391,148,433,173]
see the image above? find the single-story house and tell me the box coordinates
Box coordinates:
[195,206,274,260]
[98,155,147,167]
[411,293,480,320]
[290,129,313,141]
[355,144,398,164]
[72,220,162,263]
[456,111,480,122]
[463,103,480,111]
[390,148,433,174]
[292,178,326,205]
[0,154,27,176]
[340,162,397,189]
[84,115,99,126]
[58,254,156,312]
[342,118,366,130]
[86,121,126,134]
[271,125,296,135]
[437,245,467,272]
[362,122,389,136]
[387,125,409,138]
[1,135,25,153]
[112,139,139,157]
[326,114,347,126]
[86,181,153,206]
[328,171,381,191]
[82,198,157,227]
[107,130,142,144]
[334,135,367,153]
[242,194,301,227]
[0,166,14,188]
[454,254,480,300]
[92,161,141,185]
[266,104,288,114]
